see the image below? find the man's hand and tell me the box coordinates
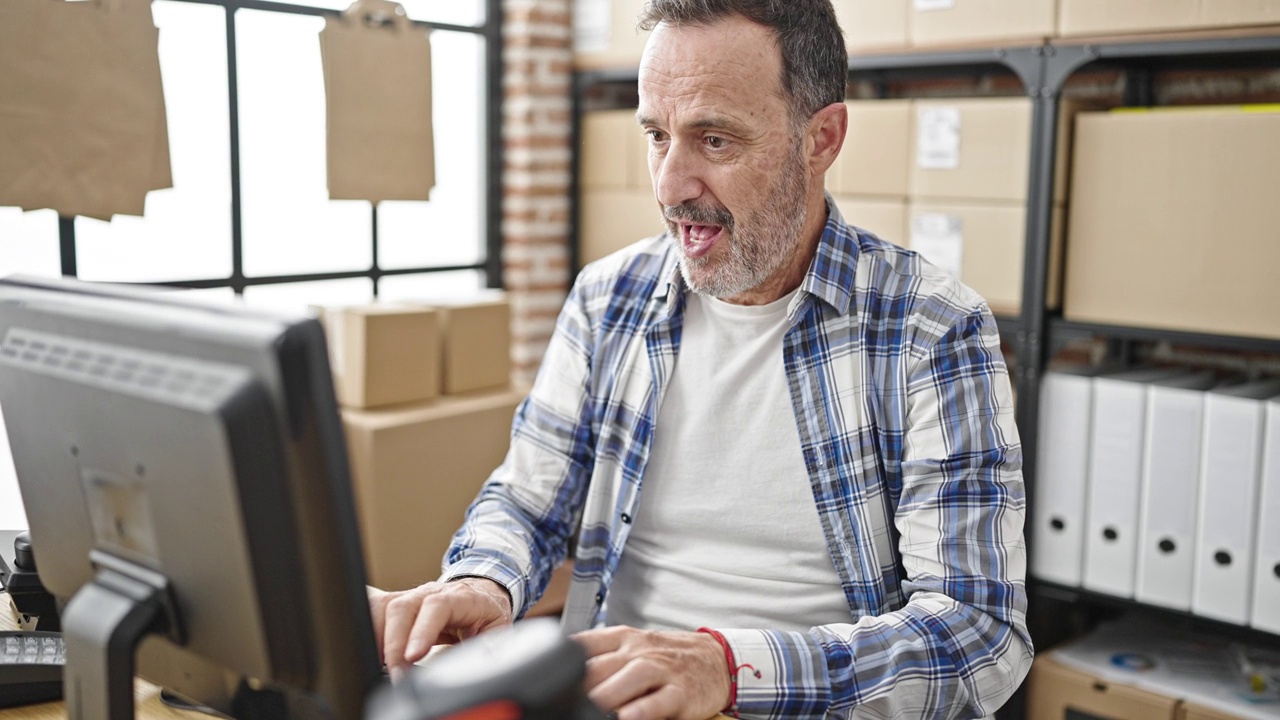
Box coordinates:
[574,626,730,720]
[368,578,513,678]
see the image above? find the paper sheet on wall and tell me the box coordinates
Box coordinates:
[0,0,172,220]
[914,0,956,10]
[911,212,964,280]
[574,0,612,54]
[321,0,435,203]
[917,106,961,170]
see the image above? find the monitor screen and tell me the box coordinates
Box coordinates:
[0,275,381,720]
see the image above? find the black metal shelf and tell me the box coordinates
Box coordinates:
[1031,577,1280,650]
[1051,318,1280,355]
[847,45,1042,88]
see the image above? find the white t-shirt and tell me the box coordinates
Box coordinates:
[606,288,851,633]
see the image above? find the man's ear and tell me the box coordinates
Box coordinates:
[806,102,848,177]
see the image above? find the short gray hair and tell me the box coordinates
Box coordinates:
[638,0,847,122]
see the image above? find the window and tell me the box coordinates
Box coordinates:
[1,0,501,302]
[0,0,501,526]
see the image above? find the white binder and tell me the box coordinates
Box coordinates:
[1253,399,1280,633]
[1032,367,1102,586]
[1193,379,1280,624]
[1134,372,1218,610]
[1083,368,1188,598]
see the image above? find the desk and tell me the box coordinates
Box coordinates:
[5,601,731,720]
[2,603,198,720]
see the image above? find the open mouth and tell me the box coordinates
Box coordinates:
[680,223,724,259]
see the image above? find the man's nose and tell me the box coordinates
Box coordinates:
[653,140,704,210]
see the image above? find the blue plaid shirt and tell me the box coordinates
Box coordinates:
[444,201,1032,718]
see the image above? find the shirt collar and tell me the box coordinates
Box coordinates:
[650,193,861,316]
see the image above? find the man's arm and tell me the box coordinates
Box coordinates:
[372,280,599,669]
[437,278,599,616]
[718,306,1032,719]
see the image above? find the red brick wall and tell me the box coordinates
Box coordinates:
[503,0,574,385]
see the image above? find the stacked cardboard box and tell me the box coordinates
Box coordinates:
[905,97,1071,317]
[829,100,911,245]
[1064,106,1280,341]
[1059,1,1280,38]
[909,0,1057,49]
[832,0,909,54]
[315,295,522,590]
[573,0,652,69]
[579,109,663,264]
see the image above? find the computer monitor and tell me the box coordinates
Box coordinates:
[0,275,382,720]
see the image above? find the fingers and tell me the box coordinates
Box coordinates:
[367,586,390,662]
[572,628,730,720]
[377,579,515,676]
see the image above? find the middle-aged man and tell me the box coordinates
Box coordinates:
[369,1,1033,718]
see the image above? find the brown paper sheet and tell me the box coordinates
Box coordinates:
[0,0,171,220]
[321,0,435,204]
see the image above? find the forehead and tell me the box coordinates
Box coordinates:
[637,16,789,128]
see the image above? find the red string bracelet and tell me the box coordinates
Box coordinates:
[696,627,761,718]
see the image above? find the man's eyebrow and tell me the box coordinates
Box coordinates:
[635,112,748,134]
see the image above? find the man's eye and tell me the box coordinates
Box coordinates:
[646,130,667,143]
[705,136,727,149]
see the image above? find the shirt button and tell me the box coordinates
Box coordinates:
[620,513,632,524]
[595,591,605,605]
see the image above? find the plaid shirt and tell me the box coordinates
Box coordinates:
[444,200,1032,718]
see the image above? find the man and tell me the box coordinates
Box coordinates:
[370,1,1032,718]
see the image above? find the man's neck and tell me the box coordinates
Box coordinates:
[719,189,829,307]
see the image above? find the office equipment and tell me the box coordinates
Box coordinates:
[1254,399,1280,633]
[367,619,606,720]
[1032,366,1101,586]
[1134,372,1218,611]
[1083,368,1187,598]
[0,275,381,720]
[1194,379,1280,624]
[0,631,63,708]
[0,532,58,632]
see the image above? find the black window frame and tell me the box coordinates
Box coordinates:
[56,0,504,295]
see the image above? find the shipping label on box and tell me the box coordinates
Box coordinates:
[910,211,964,278]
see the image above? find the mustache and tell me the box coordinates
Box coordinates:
[663,202,734,230]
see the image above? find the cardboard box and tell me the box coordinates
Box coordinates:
[834,0,910,54]
[322,304,441,409]
[1059,0,1280,38]
[580,188,663,264]
[910,98,1034,203]
[431,294,512,395]
[909,0,1056,48]
[907,201,1063,316]
[343,388,524,590]
[1027,655,1180,720]
[832,196,907,246]
[1179,703,1254,720]
[581,109,650,192]
[830,100,912,198]
[1064,107,1280,340]
[574,0,652,70]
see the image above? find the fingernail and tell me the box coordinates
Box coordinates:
[605,713,618,720]
[389,666,406,684]
[404,642,421,659]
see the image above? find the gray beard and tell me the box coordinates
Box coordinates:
[675,147,809,299]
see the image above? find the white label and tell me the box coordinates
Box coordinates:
[917,106,961,170]
[911,212,964,280]
[574,0,611,54]
[914,0,956,10]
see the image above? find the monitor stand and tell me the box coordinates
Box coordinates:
[61,550,183,720]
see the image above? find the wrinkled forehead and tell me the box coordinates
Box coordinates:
[637,17,790,127]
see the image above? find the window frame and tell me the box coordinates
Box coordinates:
[56,0,504,294]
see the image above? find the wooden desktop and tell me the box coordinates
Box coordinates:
[4,600,732,720]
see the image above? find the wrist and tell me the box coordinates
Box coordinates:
[451,576,513,614]
[696,627,738,717]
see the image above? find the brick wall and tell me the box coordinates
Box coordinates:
[503,0,574,385]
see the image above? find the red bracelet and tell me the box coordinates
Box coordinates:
[696,628,760,718]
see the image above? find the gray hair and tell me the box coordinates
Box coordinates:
[638,0,847,122]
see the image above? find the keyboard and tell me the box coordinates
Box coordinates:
[0,630,64,708]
